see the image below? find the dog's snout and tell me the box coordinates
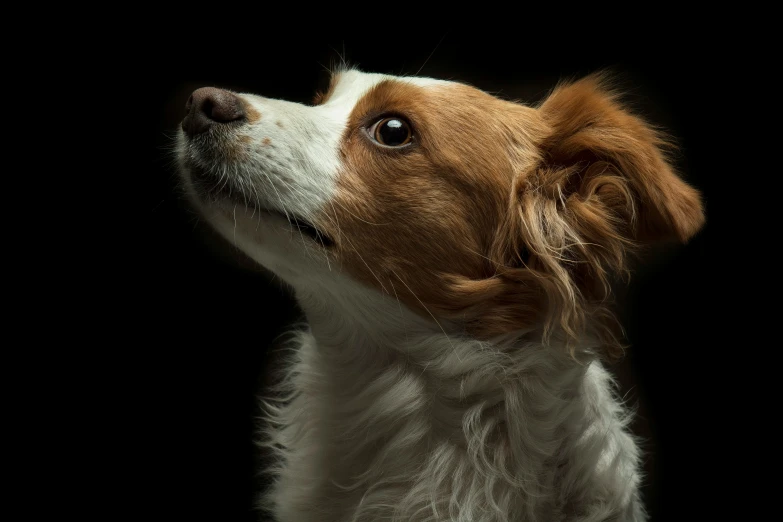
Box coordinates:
[182,87,246,136]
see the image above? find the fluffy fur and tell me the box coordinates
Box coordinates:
[175,68,704,521]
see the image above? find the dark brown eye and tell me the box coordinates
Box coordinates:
[373,117,412,147]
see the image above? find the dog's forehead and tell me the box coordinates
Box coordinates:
[326,69,451,106]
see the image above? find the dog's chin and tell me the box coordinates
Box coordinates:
[186,163,241,203]
[185,165,335,248]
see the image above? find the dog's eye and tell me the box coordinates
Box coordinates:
[369,117,412,147]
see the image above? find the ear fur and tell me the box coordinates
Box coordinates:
[484,74,705,358]
[535,73,705,244]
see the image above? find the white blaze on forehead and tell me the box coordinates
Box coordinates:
[325,69,451,104]
[235,70,451,222]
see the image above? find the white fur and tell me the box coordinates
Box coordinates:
[177,69,646,521]
[260,278,645,521]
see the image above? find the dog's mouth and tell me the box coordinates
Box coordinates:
[188,166,334,247]
[260,207,334,247]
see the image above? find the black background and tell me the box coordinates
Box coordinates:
[139,26,723,520]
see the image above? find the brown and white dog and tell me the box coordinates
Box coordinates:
[176,68,704,521]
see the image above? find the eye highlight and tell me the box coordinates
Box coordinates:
[368,117,413,147]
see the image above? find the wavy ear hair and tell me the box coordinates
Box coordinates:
[491,74,705,357]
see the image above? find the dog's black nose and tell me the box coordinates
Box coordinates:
[182,87,246,136]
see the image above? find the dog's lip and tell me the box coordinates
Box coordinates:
[258,208,335,248]
[186,165,335,248]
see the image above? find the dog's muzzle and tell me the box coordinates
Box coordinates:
[181,87,246,136]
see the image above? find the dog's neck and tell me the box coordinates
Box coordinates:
[266,279,641,520]
[292,278,595,445]
[294,277,587,374]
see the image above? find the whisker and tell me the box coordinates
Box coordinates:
[290,216,314,260]
[414,33,447,76]
[388,277,410,346]
[343,236,389,295]
[317,61,332,75]
[331,199,391,226]
[232,203,238,246]
[327,200,343,244]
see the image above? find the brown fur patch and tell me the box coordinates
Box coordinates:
[483,75,706,356]
[262,137,271,146]
[314,76,704,357]
[536,74,705,243]
[319,79,547,337]
[244,102,261,123]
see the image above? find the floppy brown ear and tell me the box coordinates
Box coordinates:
[535,74,705,244]
[475,75,706,355]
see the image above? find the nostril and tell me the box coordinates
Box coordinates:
[182,87,247,136]
[205,93,243,123]
[200,98,215,119]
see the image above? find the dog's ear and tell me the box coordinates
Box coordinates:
[533,74,705,246]
[499,74,705,280]
[480,75,705,355]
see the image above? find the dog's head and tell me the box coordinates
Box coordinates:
[176,69,704,356]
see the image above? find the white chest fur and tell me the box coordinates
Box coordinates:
[260,289,645,522]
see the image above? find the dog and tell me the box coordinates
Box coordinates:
[176,68,704,521]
